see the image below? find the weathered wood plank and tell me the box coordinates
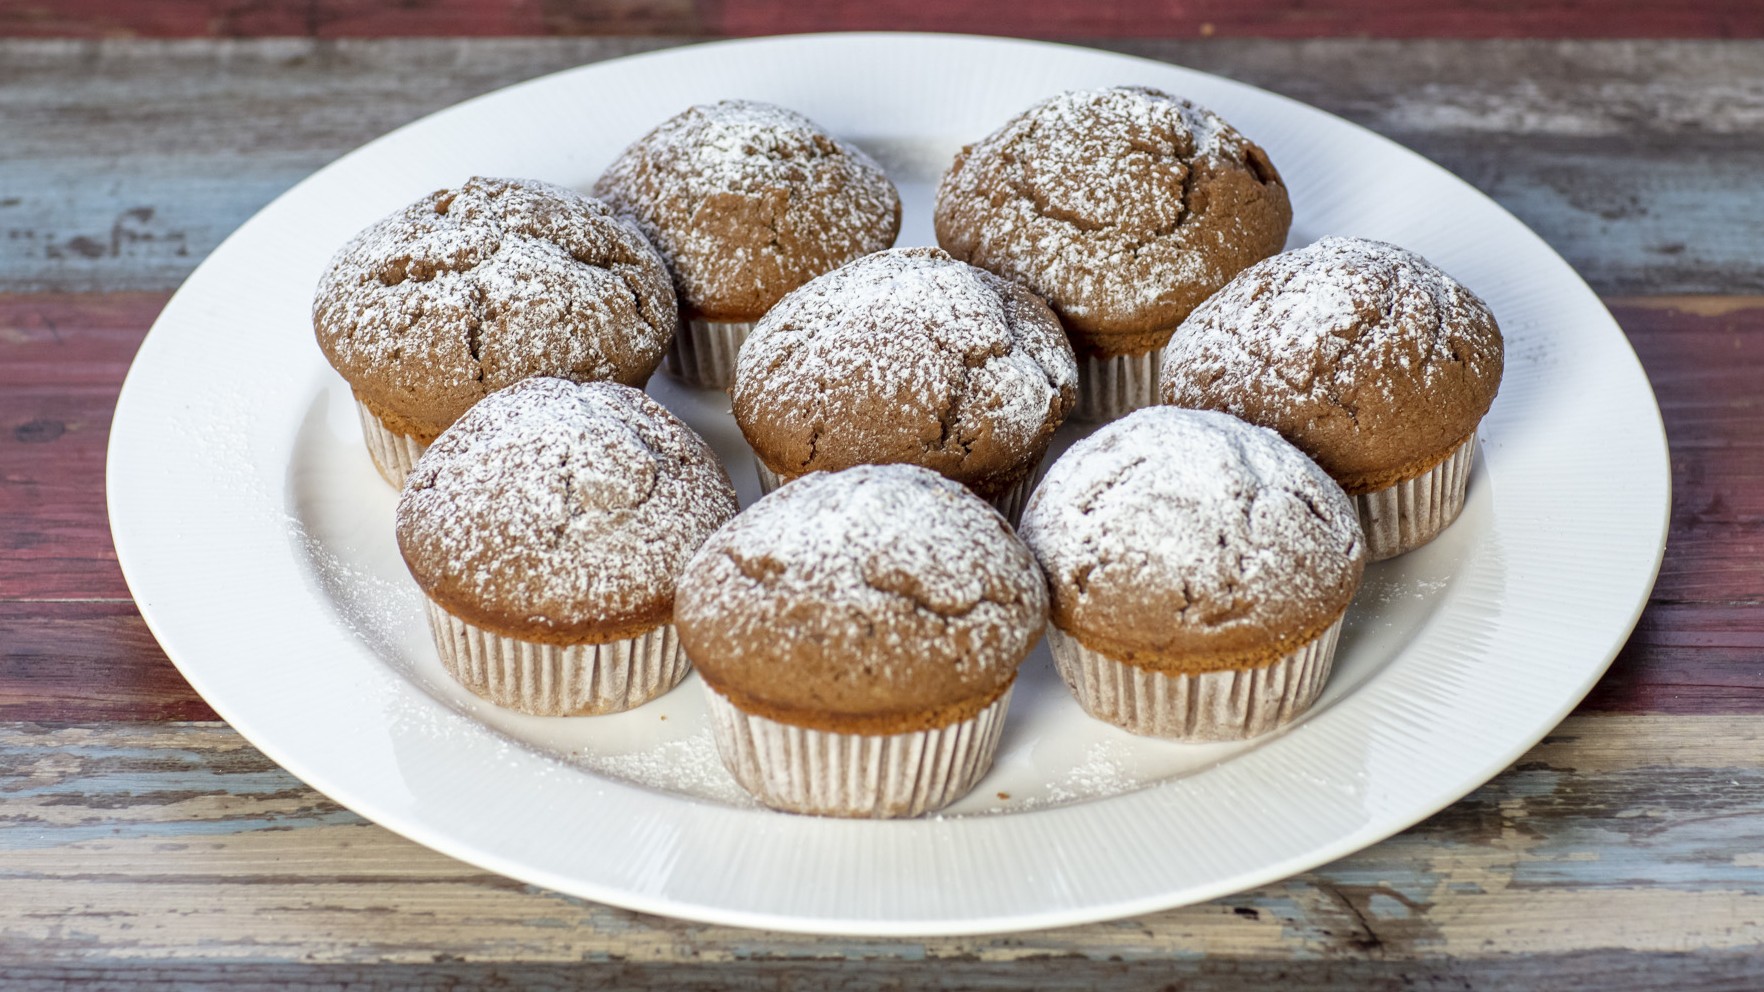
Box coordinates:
[0,0,705,38]
[1,39,1762,295]
[718,2,1764,40]
[1,955,1760,992]
[1613,298,1764,607]
[2,0,1761,40]
[1,715,1762,985]
[0,604,216,721]
[2,295,1756,720]
[0,293,154,603]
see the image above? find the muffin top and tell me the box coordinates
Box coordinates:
[1159,237,1504,494]
[934,86,1291,356]
[593,100,902,322]
[732,246,1078,501]
[675,464,1048,734]
[1019,407,1364,673]
[396,377,739,644]
[314,176,677,443]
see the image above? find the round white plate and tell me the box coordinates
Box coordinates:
[108,34,1669,936]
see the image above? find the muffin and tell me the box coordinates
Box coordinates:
[1018,407,1365,740]
[313,176,678,487]
[674,464,1047,817]
[1158,236,1504,560]
[396,377,738,716]
[594,100,902,389]
[731,246,1078,525]
[935,86,1291,421]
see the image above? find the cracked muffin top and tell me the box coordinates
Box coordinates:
[731,246,1078,502]
[1159,237,1504,494]
[395,377,738,645]
[593,100,901,323]
[934,86,1291,357]
[674,464,1047,734]
[1018,406,1364,674]
[313,176,677,443]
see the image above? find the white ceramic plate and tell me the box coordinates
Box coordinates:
[108,34,1669,936]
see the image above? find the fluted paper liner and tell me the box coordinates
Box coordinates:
[703,684,1013,818]
[356,398,427,489]
[1075,347,1164,422]
[425,600,690,716]
[1356,434,1478,561]
[666,317,757,389]
[754,457,1043,528]
[1049,616,1344,741]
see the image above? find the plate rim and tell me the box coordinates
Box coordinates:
[106,31,1671,936]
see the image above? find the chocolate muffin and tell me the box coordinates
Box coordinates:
[396,377,738,716]
[314,176,677,486]
[1159,236,1504,559]
[594,100,902,388]
[935,86,1291,421]
[731,246,1078,525]
[1019,406,1365,740]
[674,464,1047,817]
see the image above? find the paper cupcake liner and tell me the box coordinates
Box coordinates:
[1075,347,1164,422]
[754,458,787,496]
[1048,616,1343,741]
[355,398,427,488]
[1355,434,1478,562]
[665,317,757,389]
[986,463,1041,528]
[755,455,1043,527]
[425,600,690,716]
[703,684,1013,818]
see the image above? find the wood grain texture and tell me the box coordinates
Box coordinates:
[0,604,216,721]
[1,0,1761,39]
[2,39,1762,295]
[2,716,1762,987]
[1,37,1761,983]
[713,1,1764,40]
[0,293,154,603]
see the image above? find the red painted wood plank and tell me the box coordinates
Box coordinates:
[0,0,1759,39]
[711,1,1764,40]
[1586,604,1764,714]
[0,0,540,37]
[0,293,164,603]
[0,602,215,721]
[0,293,1759,720]
[0,386,126,602]
[0,0,688,37]
[1580,298,1764,714]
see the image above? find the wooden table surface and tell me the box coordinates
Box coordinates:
[3,17,1764,991]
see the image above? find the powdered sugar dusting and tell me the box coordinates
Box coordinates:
[1019,407,1364,649]
[1159,236,1504,490]
[676,464,1045,684]
[733,246,1077,480]
[576,727,756,807]
[1165,236,1503,412]
[935,85,1287,334]
[594,100,900,317]
[313,176,676,434]
[396,377,738,632]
